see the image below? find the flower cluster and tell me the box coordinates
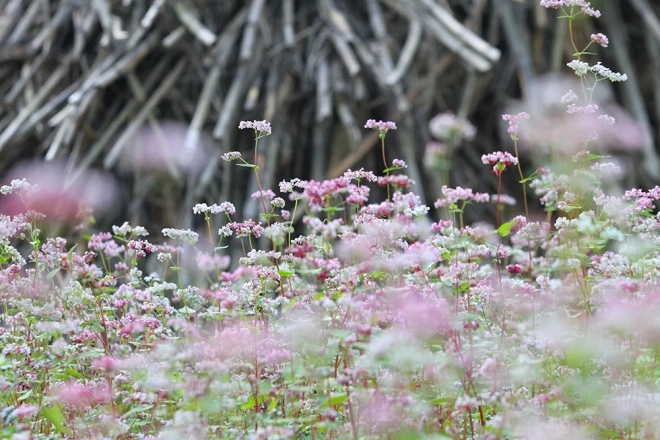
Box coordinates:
[539,0,600,17]
[364,119,397,134]
[481,151,519,176]
[238,119,272,136]
[428,111,476,142]
[502,112,529,140]
[567,60,628,82]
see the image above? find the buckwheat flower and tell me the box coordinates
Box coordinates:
[540,0,600,16]
[567,59,590,77]
[502,112,530,140]
[238,119,271,136]
[364,119,397,134]
[391,158,407,168]
[162,228,199,244]
[0,178,35,195]
[343,168,378,182]
[91,355,119,372]
[560,89,579,105]
[590,33,608,47]
[112,222,149,237]
[192,203,209,214]
[278,178,304,193]
[429,111,476,142]
[157,252,171,262]
[482,151,518,176]
[215,201,236,215]
[590,62,627,82]
[492,194,516,205]
[12,404,38,419]
[597,114,616,126]
[591,162,622,179]
[270,197,286,208]
[221,151,242,161]
[251,189,276,201]
[539,0,563,8]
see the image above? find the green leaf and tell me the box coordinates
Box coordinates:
[496,219,519,237]
[240,395,257,411]
[324,392,347,407]
[121,404,154,420]
[40,405,72,436]
[47,267,61,280]
[236,163,258,169]
[17,389,33,401]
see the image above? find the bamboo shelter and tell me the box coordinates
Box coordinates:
[0,0,658,231]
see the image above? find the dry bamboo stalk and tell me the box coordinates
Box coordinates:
[329,31,360,77]
[103,59,186,168]
[6,0,40,46]
[174,0,217,47]
[240,0,266,62]
[629,0,660,44]
[68,57,172,186]
[282,0,295,48]
[498,1,537,106]
[603,0,660,180]
[30,2,73,53]
[422,14,493,72]
[212,65,248,140]
[316,58,332,121]
[386,8,422,85]
[14,79,82,141]
[327,53,455,178]
[6,51,47,104]
[318,0,354,41]
[141,0,166,29]
[0,0,25,45]
[420,0,500,63]
[0,54,72,153]
[93,32,160,88]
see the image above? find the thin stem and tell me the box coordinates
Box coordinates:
[381,137,391,201]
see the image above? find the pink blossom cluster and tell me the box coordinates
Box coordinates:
[238,119,272,136]
[539,0,600,17]
[502,112,530,140]
[481,151,518,176]
[364,119,397,133]
[434,185,490,208]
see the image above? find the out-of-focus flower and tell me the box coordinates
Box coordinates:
[0,160,119,223]
[120,121,211,175]
[428,112,476,143]
[238,120,272,136]
[590,33,608,47]
[364,119,397,134]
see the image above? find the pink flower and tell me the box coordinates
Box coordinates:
[54,381,112,410]
[238,120,271,136]
[502,112,530,140]
[481,151,518,176]
[590,33,608,47]
[429,111,476,142]
[364,119,397,133]
[92,355,119,372]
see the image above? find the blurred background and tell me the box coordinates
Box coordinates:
[0,0,658,232]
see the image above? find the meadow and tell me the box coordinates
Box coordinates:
[1,2,659,439]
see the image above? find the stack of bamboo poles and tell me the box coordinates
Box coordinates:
[0,0,658,230]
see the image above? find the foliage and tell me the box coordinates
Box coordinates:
[1,2,660,439]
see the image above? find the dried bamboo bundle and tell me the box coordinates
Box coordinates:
[0,0,657,230]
